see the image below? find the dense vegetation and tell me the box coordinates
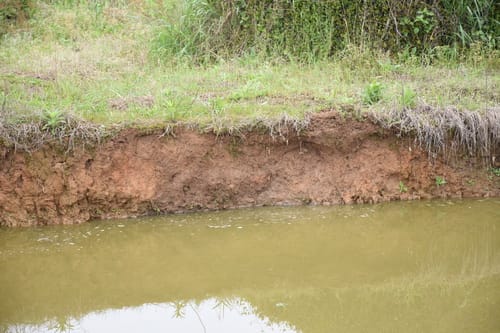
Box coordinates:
[153,0,499,62]
[3,0,499,62]
[0,0,499,163]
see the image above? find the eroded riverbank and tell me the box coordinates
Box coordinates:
[1,111,499,226]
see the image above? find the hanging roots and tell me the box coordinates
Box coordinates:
[0,109,107,153]
[203,113,310,140]
[373,105,500,165]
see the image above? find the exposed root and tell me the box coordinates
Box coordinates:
[2,102,498,168]
[0,108,107,153]
[203,113,310,140]
[249,113,310,140]
[373,105,500,165]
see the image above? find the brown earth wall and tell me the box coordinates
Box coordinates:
[1,111,498,226]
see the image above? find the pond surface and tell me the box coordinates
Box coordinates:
[1,199,499,333]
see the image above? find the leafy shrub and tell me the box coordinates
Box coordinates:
[0,0,34,37]
[400,8,436,53]
[362,82,383,105]
[152,0,499,63]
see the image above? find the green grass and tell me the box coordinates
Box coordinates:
[0,0,498,128]
[399,181,408,193]
[362,81,384,105]
[435,176,447,187]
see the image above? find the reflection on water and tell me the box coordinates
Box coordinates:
[7,298,296,333]
[1,199,499,332]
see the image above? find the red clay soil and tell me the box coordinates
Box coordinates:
[0,111,498,226]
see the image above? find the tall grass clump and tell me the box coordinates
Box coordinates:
[401,87,417,109]
[152,0,499,63]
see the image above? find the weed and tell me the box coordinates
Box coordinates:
[42,110,65,134]
[300,197,313,205]
[435,176,447,187]
[399,181,408,193]
[1,108,106,152]
[401,87,417,109]
[490,167,500,177]
[455,0,498,49]
[149,200,162,215]
[399,7,436,51]
[362,81,383,105]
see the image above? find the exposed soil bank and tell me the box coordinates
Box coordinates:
[1,111,498,226]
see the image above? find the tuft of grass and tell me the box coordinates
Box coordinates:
[399,181,408,193]
[401,87,417,109]
[362,81,384,105]
[0,107,107,153]
[42,109,64,134]
[435,176,447,187]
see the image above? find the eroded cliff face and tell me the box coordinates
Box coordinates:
[1,111,498,226]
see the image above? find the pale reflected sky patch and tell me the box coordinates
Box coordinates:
[7,298,297,333]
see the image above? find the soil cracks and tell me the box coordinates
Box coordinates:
[1,111,498,226]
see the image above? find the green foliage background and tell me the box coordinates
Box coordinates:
[0,0,34,36]
[153,0,499,62]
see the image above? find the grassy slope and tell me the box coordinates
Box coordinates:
[0,1,499,127]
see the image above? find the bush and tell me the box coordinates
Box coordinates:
[362,82,383,105]
[152,0,499,63]
[0,0,34,37]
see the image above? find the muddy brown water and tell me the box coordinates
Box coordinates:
[1,199,499,332]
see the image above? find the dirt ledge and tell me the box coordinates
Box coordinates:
[1,111,499,226]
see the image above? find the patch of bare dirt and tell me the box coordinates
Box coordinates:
[0,111,498,226]
[108,95,154,111]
